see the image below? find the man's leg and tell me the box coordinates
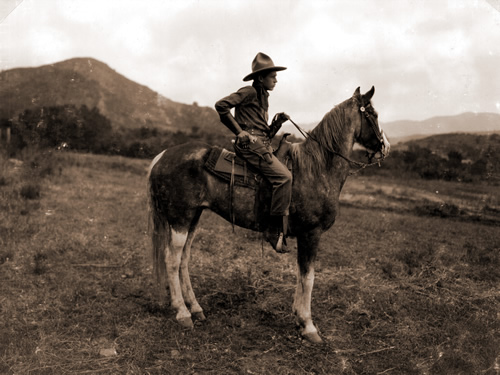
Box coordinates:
[235,146,292,252]
[257,154,292,216]
[255,154,292,252]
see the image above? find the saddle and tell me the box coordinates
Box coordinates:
[204,134,293,230]
[204,134,293,190]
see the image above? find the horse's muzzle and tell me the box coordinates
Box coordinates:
[380,131,390,158]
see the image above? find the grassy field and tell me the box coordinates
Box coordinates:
[1,150,499,374]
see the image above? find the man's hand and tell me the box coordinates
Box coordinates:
[272,112,290,124]
[269,112,290,138]
[237,131,257,148]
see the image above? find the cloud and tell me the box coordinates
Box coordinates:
[1,0,500,127]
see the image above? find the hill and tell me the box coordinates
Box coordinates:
[382,112,500,142]
[398,132,500,160]
[2,57,499,146]
[0,57,224,134]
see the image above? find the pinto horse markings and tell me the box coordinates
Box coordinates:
[147,87,390,343]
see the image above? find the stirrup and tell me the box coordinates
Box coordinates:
[269,232,289,254]
[265,215,290,253]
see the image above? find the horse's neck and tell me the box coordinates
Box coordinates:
[315,104,355,155]
[292,140,353,184]
[292,106,357,187]
[308,118,355,165]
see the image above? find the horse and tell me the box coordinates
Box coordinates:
[147,86,390,343]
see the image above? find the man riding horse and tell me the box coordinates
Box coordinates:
[215,52,291,253]
[148,51,390,340]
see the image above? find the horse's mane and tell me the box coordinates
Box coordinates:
[292,98,353,175]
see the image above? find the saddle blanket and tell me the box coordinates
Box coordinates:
[204,147,260,189]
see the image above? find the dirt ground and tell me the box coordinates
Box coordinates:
[1,151,499,374]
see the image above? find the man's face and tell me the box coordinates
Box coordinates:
[261,71,278,91]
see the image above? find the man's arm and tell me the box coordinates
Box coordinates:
[269,112,290,138]
[215,87,256,145]
[215,86,251,134]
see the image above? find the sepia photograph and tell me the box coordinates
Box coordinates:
[1,0,499,373]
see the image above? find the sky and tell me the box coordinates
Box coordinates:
[1,0,500,130]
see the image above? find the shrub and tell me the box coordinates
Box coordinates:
[396,243,436,275]
[414,202,461,218]
[0,228,13,263]
[463,242,499,266]
[462,242,500,282]
[20,183,41,200]
[33,252,48,275]
[20,148,63,179]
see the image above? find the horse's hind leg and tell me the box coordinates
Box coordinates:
[180,209,205,322]
[165,226,193,328]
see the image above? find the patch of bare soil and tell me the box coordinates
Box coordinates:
[1,153,498,374]
[341,176,500,225]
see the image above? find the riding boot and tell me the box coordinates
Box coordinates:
[265,215,289,254]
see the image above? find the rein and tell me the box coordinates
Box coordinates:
[288,108,385,174]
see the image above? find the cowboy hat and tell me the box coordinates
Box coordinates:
[243,52,287,81]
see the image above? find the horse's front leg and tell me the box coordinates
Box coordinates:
[293,229,323,343]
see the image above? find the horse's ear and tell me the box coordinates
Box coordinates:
[352,87,361,99]
[363,86,375,101]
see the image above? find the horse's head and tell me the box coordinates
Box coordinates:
[352,86,390,161]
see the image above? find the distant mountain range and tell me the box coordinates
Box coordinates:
[381,113,500,144]
[0,57,223,134]
[1,57,499,142]
[285,113,500,144]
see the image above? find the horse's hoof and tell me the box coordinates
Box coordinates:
[302,331,323,344]
[192,311,206,321]
[177,317,194,328]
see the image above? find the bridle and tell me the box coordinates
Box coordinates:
[360,103,384,146]
[359,103,387,163]
[288,102,388,174]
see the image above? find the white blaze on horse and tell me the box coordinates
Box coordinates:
[147,87,390,343]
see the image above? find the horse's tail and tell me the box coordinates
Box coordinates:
[147,150,168,296]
